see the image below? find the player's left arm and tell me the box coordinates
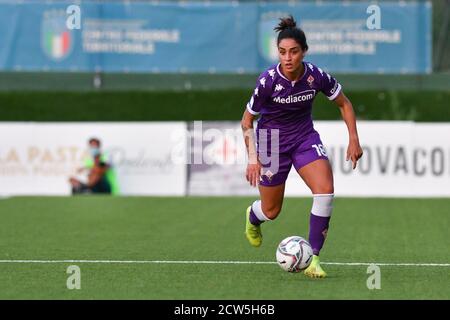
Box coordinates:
[333,91,363,169]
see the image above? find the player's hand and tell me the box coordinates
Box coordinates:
[346,139,363,169]
[246,161,261,187]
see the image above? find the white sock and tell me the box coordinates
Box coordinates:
[311,194,334,217]
[251,200,271,222]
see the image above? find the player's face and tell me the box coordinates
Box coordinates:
[278,38,305,74]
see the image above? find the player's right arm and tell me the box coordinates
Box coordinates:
[242,72,270,187]
[241,110,260,187]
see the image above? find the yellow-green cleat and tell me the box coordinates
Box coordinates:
[245,206,262,247]
[304,255,327,278]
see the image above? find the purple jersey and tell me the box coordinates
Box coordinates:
[246,62,342,153]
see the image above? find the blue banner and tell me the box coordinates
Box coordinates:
[0,1,431,74]
[258,2,432,73]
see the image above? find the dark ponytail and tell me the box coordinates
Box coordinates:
[274,15,308,51]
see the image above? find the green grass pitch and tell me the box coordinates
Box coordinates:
[0,196,448,299]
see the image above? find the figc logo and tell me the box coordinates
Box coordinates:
[41,10,73,61]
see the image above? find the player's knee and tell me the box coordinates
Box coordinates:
[312,182,334,194]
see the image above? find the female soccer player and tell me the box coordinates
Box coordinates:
[242,16,363,278]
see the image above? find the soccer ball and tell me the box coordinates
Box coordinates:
[276,236,313,272]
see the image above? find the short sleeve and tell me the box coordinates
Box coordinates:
[317,67,342,101]
[246,73,271,115]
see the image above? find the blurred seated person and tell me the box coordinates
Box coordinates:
[69,137,113,195]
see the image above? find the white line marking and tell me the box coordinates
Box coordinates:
[0,260,448,267]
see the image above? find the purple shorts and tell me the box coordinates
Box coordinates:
[258,131,328,186]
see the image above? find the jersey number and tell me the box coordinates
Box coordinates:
[312,144,327,157]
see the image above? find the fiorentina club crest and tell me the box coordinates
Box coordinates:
[263,169,274,182]
[41,10,73,61]
[307,75,315,87]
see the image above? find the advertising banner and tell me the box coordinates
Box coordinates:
[0,122,187,196]
[258,2,432,73]
[0,1,256,73]
[0,1,431,73]
[188,121,450,197]
[1,121,448,197]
